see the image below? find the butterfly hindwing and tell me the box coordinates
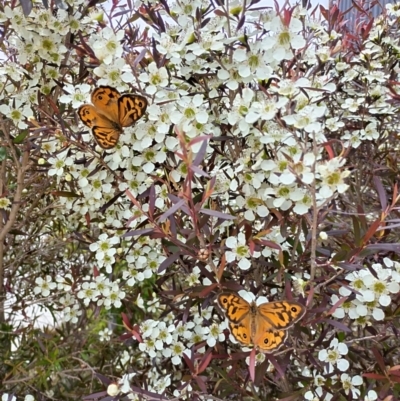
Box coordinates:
[254,327,288,352]
[92,126,121,150]
[229,315,252,346]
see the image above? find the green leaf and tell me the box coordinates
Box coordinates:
[0,147,7,162]
[13,130,29,144]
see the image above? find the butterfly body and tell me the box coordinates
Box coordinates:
[218,292,306,352]
[78,86,147,149]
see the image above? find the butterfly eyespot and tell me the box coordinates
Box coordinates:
[264,339,269,344]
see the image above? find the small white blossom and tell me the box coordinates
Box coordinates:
[34,275,57,297]
[318,338,349,373]
[225,232,252,270]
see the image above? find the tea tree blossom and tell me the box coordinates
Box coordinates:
[318,338,349,373]
[225,233,252,270]
[341,373,363,398]
[0,102,33,129]
[89,234,120,262]
[34,276,57,297]
[0,198,11,210]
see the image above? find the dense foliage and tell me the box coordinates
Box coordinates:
[1,0,400,400]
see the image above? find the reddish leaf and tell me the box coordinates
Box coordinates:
[327,296,348,316]
[183,352,194,372]
[158,252,181,273]
[372,347,387,374]
[362,372,387,380]
[248,348,256,382]
[197,349,213,374]
[158,198,186,221]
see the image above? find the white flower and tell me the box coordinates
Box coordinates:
[118,372,136,393]
[47,152,73,177]
[77,281,100,306]
[103,283,125,309]
[157,322,175,345]
[139,62,169,95]
[0,197,11,210]
[89,234,120,262]
[360,264,399,306]
[364,390,378,401]
[59,83,91,107]
[91,27,124,64]
[262,16,306,61]
[140,319,159,338]
[317,157,350,198]
[169,94,209,131]
[139,337,158,358]
[318,338,349,373]
[93,58,131,86]
[341,373,363,398]
[225,232,251,270]
[99,328,112,342]
[245,351,266,366]
[0,101,33,128]
[63,304,82,324]
[330,294,351,319]
[169,341,186,365]
[34,275,57,297]
[304,387,333,401]
[203,322,225,347]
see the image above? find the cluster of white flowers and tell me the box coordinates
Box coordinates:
[303,362,377,400]
[331,258,400,324]
[137,296,221,363]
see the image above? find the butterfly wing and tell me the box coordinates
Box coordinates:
[78,104,122,150]
[253,323,288,352]
[257,301,306,330]
[92,126,121,149]
[118,94,147,127]
[229,314,252,346]
[218,293,251,324]
[90,86,121,123]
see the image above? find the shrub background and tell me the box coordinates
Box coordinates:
[0,0,399,400]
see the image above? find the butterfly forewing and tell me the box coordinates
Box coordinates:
[218,293,251,324]
[118,94,148,127]
[258,301,306,330]
[78,105,111,129]
[91,86,121,123]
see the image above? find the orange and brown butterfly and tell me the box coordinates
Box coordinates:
[217,291,306,353]
[78,86,147,149]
